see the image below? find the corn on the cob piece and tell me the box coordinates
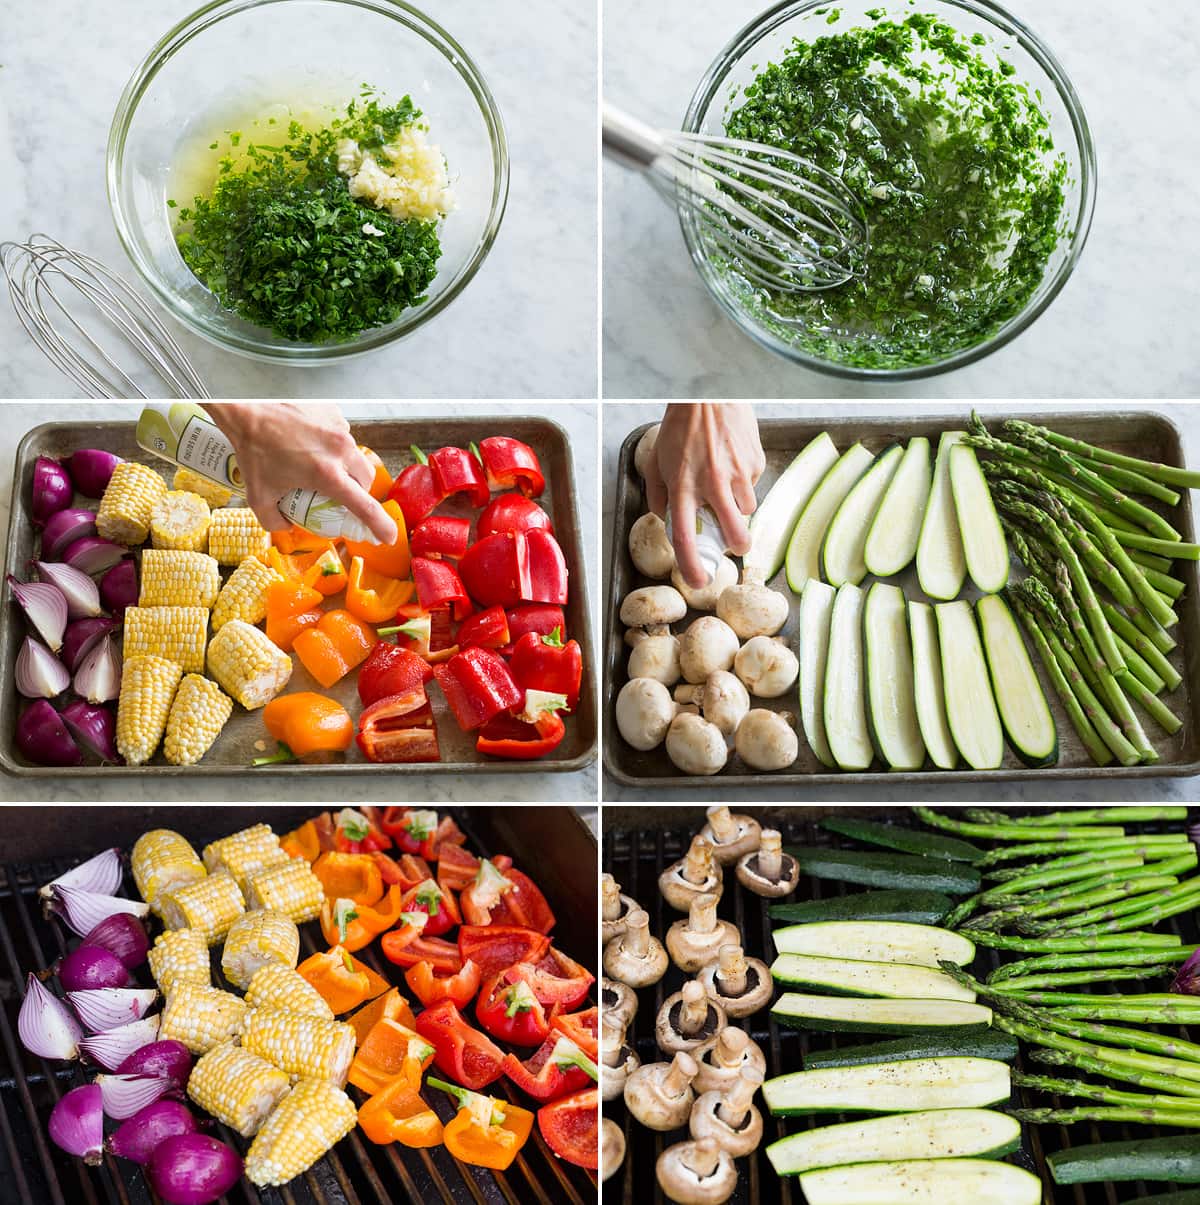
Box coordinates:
[207,620,291,709]
[116,655,184,766]
[245,963,335,1020]
[221,844,289,894]
[161,872,245,944]
[163,674,233,766]
[211,557,285,632]
[148,928,211,991]
[139,549,221,609]
[222,909,300,989]
[173,466,234,508]
[203,824,278,871]
[245,1078,357,1187]
[124,607,208,675]
[242,1008,356,1086]
[150,490,212,552]
[189,1042,290,1138]
[209,508,270,566]
[244,859,323,923]
[132,828,206,910]
[161,984,247,1054]
[96,462,167,545]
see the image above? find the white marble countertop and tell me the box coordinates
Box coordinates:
[0,0,596,399]
[603,401,1200,802]
[603,0,1200,398]
[0,400,598,802]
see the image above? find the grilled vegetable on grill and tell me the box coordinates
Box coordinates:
[244,1078,357,1187]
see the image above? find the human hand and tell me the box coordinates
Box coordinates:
[204,403,397,544]
[643,403,765,589]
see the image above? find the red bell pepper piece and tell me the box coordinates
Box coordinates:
[476,974,552,1047]
[434,648,522,731]
[502,1035,598,1103]
[333,808,393,854]
[411,515,471,561]
[537,1088,598,1169]
[357,643,434,708]
[478,437,545,498]
[477,494,554,541]
[476,694,567,761]
[356,688,440,764]
[509,628,582,712]
[370,851,408,887]
[455,606,510,651]
[382,807,437,855]
[507,946,594,1010]
[400,877,461,938]
[378,604,460,664]
[458,924,551,979]
[414,1000,505,1091]
[489,867,556,935]
[413,557,473,620]
[458,531,531,609]
[438,844,481,891]
[552,1007,598,1060]
[388,448,443,527]
[405,958,483,1009]
[460,857,516,927]
[525,529,568,605]
[505,604,567,649]
[429,446,490,509]
[381,931,462,973]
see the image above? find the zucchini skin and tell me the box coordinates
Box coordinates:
[769,890,952,926]
[1050,1136,1200,1185]
[820,816,982,863]
[804,1029,1018,1070]
[772,994,993,1035]
[1139,1194,1200,1205]
[784,846,981,895]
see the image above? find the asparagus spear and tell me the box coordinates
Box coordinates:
[993,966,1176,989]
[1115,530,1200,559]
[1028,1047,1200,1098]
[1122,670,1185,736]
[978,806,1187,828]
[1017,876,1181,924]
[978,835,1189,866]
[913,807,1127,841]
[1066,879,1200,936]
[1128,546,1175,573]
[1070,450,1183,504]
[1011,1106,1200,1128]
[1053,879,1194,930]
[968,931,1182,953]
[1141,563,1187,599]
[1113,630,1167,695]
[981,855,1145,901]
[1015,1071,1200,1110]
[1054,1003,1200,1023]
[988,945,1200,984]
[985,847,1151,882]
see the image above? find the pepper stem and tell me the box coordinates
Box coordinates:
[251,743,295,767]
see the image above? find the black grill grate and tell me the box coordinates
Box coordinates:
[0,808,597,1205]
[603,808,1199,1205]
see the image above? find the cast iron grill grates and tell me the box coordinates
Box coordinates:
[603,809,1200,1205]
[0,811,596,1205]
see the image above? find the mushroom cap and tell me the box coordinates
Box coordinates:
[698,953,774,1017]
[628,632,682,687]
[616,677,677,751]
[678,616,740,683]
[656,1138,737,1205]
[699,670,750,736]
[603,915,669,988]
[602,976,639,1027]
[656,983,729,1053]
[665,712,729,776]
[716,579,790,638]
[689,1090,764,1158]
[630,512,677,579]
[734,636,799,697]
[700,809,761,864]
[620,585,687,628]
[624,1053,698,1131]
[692,1027,767,1093]
[670,555,738,613]
[601,1118,626,1181]
[634,423,661,478]
[659,858,723,912]
[666,909,741,972]
[734,708,799,771]
[736,846,800,897]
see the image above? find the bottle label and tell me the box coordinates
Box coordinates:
[135,403,242,491]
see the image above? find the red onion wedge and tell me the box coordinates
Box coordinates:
[18,973,81,1060]
[16,700,81,767]
[73,635,121,704]
[50,886,149,938]
[61,701,122,764]
[15,636,70,699]
[35,561,102,619]
[32,456,74,524]
[66,450,122,498]
[96,1073,177,1119]
[61,616,117,672]
[69,988,158,1033]
[100,559,138,618]
[48,1083,104,1165]
[80,912,149,969]
[59,944,130,992]
[40,846,122,900]
[62,537,127,576]
[106,1100,198,1166]
[147,1133,243,1205]
[42,508,98,560]
[7,575,68,650]
[80,1015,161,1071]
[117,1040,193,1091]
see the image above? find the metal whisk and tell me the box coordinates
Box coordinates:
[1,235,208,399]
[603,104,867,292]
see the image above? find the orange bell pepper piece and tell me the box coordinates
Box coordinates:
[263,693,354,761]
[344,500,410,579]
[264,579,323,652]
[280,819,322,863]
[349,1018,435,1095]
[429,1078,534,1170]
[346,557,416,625]
[358,1076,443,1147]
[312,852,385,907]
[351,954,393,1001]
[320,884,404,952]
[297,946,371,1014]
[272,525,328,556]
[358,446,394,502]
[347,987,417,1046]
[294,609,379,689]
[301,546,348,596]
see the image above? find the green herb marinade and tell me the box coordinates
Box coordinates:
[721,13,1068,368]
[174,94,443,343]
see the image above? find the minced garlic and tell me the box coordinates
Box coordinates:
[336,126,455,222]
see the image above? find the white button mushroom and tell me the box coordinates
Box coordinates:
[697,944,773,1017]
[700,806,761,865]
[634,423,661,478]
[665,712,728,776]
[602,976,639,1029]
[656,1137,737,1205]
[626,627,682,686]
[674,670,750,737]
[656,978,728,1054]
[601,1014,640,1102]
[659,834,723,912]
[616,678,678,751]
[692,1025,767,1094]
[602,873,638,945]
[734,635,799,697]
[603,908,668,988]
[620,585,687,629]
[665,892,740,972]
[629,512,677,579]
[670,554,737,613]
[601,1118,626,1182]
[688,1065,765,1157]
[678,616,740,684]
[736,828,799,896]
[734,709,799,771]
[624,1050,698,1131]
[717,566,789,638]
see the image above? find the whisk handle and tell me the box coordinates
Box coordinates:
[602,104,664,170]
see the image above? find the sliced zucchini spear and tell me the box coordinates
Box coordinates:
[935,600,1004,770]
[949,443,1009,593]
[863,582,924,771]
[823,444,903,588]
[823,583,873,771]
[908,600,958,770]
[799,1159,1040,1205]
[916,430,967,600]
[865,436,933,577]
[797,579,837,767]
[977,593,1058,767]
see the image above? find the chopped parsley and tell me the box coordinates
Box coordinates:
[173,93,443,343]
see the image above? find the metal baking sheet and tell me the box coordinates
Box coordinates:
[2,417,597,776]
[604,409,1200,786]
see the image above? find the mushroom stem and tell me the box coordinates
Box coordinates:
[717,1067,763,1127]
[711,1027,750,1068]
[679,981,709,1036]
[623,908,652,958]
[757,829,783,880]
[602,873,624,922]
[689,893,720,935]
[681,836,713,886]
[601,1016,627,1065]
[715,945,748,996]
[683,1137,723,1178]
[706,805,736,841]
[663,1051,697,1098]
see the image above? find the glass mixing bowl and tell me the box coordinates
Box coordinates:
[681,0,1096,381]
[108,0,508,364]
